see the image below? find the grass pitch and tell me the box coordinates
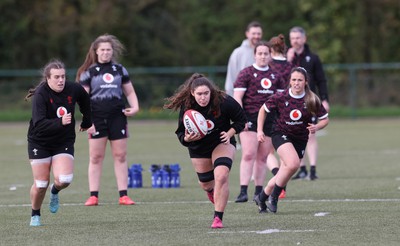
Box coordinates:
[0,118,399,245]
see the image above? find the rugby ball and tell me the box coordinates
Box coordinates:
[183,109,208,138]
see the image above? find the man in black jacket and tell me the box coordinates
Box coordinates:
[287,26,330,181]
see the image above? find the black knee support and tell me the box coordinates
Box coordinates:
[214,157,233,170]
[197,170,215,183]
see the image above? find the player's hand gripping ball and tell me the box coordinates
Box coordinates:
[183,109,208,138]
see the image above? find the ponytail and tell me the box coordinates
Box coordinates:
[25,59,65,100]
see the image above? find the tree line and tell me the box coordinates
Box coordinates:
[0,0,399,70]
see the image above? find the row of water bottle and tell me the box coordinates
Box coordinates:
[128,164,181,188]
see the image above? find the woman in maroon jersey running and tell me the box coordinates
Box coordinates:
[233,40,285,203]
[254,67,329,213]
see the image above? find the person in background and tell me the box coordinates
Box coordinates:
[255,67,329,213]
[287,26,330,181]
[266,33,295,198]
[76,34,139,206]
[269,33,293,87]
[26,59,94,226]
[225,21,263,97]
[164,73,246,229]
[233,41,285,203]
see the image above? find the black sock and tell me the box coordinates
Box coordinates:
[254,186,263,195]
[310,166,316,175]
[90,191,99,198]
[31,209,40,217]
[300,166,307,173]
[119,190,128,197]
[51,184,60,194]
[214,211,224,220]
[240,185,248,194]
[271,184,284,199]
[271,168,279,176]
[259,190,269,202]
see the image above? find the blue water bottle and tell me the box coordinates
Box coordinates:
[150,164,162,188]
[161,165,171,188]
[128,166,133,188]
[170,164,181,188]
[129,164,143,188]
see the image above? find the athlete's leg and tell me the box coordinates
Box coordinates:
[307,133,319,180]
[30,159,51,210]
[212,143,235,213]
[253,136,273,188]
[192,158,214,192]
[110,138,129,191]
[236,131,258,201]
[88,137,107,192]
[275,143,301,187]
[52,153,74,190]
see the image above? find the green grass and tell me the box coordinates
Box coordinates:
[1,119,400,245]
[1,105,400,122]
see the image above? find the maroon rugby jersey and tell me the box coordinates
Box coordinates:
[269,59,293,89]
[234,64,285,115]
[263,89,328,141]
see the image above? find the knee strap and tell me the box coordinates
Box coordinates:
[59,174,73,184]
[35,180,48,188]
[197,170,215,183]
[214,157,233,170]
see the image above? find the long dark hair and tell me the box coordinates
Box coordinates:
[25,59,65,100]
[164,73,226,117]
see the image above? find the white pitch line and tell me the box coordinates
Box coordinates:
[1,198,399,208]
[284,198,400,202]
[208,229,318,234]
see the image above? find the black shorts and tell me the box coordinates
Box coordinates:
[90,113,128,140]
[28,141,74,159]
[271,132,307,159]
[246,112,275,137]
[188,138,236,158]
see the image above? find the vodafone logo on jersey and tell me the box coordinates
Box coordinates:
[289,109,302,121]
[260,78,272,89]
[56,107,68,118]
[206,120,215,131]
[103,73,114,83]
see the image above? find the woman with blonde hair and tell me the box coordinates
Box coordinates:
[76,34,139,206]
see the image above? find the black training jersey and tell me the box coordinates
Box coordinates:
[263,89,328,141]
[79,62,131,118]
[175,95,246,153]
[234,64,285,115]
[291,44,329,101]
[27,81,92,148]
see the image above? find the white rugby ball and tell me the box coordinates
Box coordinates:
[183,109,208,138]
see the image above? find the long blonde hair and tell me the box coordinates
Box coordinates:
[75,34,125,81]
